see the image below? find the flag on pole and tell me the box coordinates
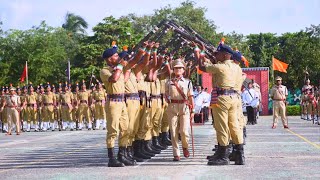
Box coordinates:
[272,57,289,73]
[66,60,70,84]
[20,62,27,82]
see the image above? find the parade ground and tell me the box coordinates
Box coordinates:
[0,116,319,180]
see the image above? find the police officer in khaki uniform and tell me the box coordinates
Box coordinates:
[270,76,289,129]
[100,44,134,167]
[37,85,45,130]
[301,79,313,120]
[315,86,320,124]
[54,84,62,130]
[165,59,194,161]
[77,82,92,130]
[92,82,107,130]
[41,83,56,131]
[1,87,21,135]
[196,42,245,166]
[60,83,74,130]
[24,84,38,132]
[20,86,28,131]
[72,83,80,129]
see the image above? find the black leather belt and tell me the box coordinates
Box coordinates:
[107,94,125,102]
[27,104,36,107]
[95,100,103,103]
[80,100,87,104]
[43,103,53,106]
[150,94,161,99]
[217,89,237,95]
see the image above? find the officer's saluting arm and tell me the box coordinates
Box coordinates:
[132,42,152,76]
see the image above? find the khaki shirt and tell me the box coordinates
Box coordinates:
[125,71,138,94]
[100,66,125,94]
[159,78,168,94]
[270,85,288,100]
[150,79,161,95]
[5,95,21,107]
[92,89,107,100]
[165,77,193,100]
[60,92,73,104]
[42,92,56,104]
[78,90,90,101]
[26,93,37,104]
[233,62,245,92]
[205,60,242,89]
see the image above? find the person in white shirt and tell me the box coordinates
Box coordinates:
[202,88,211,122]
[194,86,206,123]
[242,82,259,125]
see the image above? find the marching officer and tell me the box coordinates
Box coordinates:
[77,81,92,130]
[41,83,56,131]
[315,85,320,124]
[72,83,80,130]
[60,83,74,130]
[196,42,245,165]
[24,84,38,132]
[92,82,107,130]
[301,79,313,120]
[270,76,289,129]
[1,86,21,135]
[37,84,45,130]
[100,43,135,167]
[165,59,194,161]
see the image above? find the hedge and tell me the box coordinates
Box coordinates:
[286,105,301,116]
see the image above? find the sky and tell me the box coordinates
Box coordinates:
[0,0,319,36]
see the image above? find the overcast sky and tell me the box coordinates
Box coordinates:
[0,0,319,35]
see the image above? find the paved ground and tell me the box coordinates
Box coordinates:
[0,116,319,180]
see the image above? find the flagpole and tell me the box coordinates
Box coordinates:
[26,61,28,85]
[68,60,70,84]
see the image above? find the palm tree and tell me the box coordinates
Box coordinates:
[62,12,88,36]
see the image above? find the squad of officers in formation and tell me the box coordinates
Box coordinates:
[300,79,320,125]
[4,38,309,167]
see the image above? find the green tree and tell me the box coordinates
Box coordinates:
[62,12,88,37]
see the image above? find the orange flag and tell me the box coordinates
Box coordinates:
[20,64,27,82]
[197,67,203,74]
[272,57,289,73]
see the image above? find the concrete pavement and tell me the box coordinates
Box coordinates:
[0,116,319,180]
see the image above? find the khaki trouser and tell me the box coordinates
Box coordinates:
[317,101,320,117]
[160,101,169,133]
[61,105,72,122]
[212,95,243,146]
[72,107,78,122]
[273,100,287,126]
[150,99,162,137]
[78,103,91,124]
[7,107,20,133]
[167,103,190,157]
[236,94,246,128]
[136,101,152,141]
[42,105,54,122]
[54,105,61,122]
[94,102,106,120]
[126,99,140,146]
[1,107,8,123]
[106,101,129,148]
[26,106,37,124]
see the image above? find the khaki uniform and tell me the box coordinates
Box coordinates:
[72,91,79,125]
[37,92,44,127]
[166,77,193,156]
[270,85,288,126]
[316,89,320,119]
[125,71,140,146]
[25,92,38,131]
[135,76,150,141]
[1,95,8,132]
[100,66,129,148]
[20,93,27,129]
[60,91,74,129]
[159,77,169,133]
[92,88,107,129]
[234,64,247,128]
[4,95,21,133]
[41,92,56,130]
[54,93,61,125]
[150,79,162,137]
[205,60,243,146]
[138,78,152,141]
[77,90,92,129]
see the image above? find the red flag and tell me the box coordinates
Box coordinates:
[272,57,289,73]
[20,64,27,82]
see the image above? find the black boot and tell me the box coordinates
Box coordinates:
[152,136,166,150]
[229,144,236,161]
[234,144,245,165]
[107,148,124,167]
[144,140,160,154]
[127,146,144,162]
[118,147,136,166]
[140,140,155,157]
[158,136,168,149]
[133,140,151,159]
[161,132,172,146]
[207,145,230,166]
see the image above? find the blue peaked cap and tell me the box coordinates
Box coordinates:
[216,44,234,54]
[102,46,118,59]
[232,51,242,62]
